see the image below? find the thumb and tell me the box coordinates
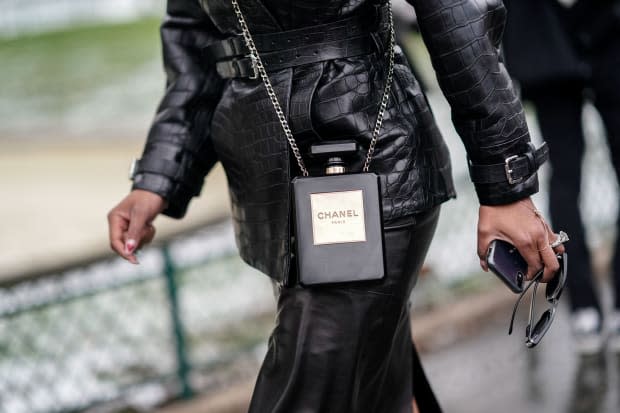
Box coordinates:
[124,206,150,254]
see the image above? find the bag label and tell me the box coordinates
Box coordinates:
[310,190,366,245]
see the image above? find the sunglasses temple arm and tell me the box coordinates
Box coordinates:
[508,273,541,335]
[528,282,539,338]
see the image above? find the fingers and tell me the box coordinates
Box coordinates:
[548,227,566,255]
[516,238,544,281]
[122,225,155,265]
[126,205,149,244]
[143,224,156,246]
[477,198,567,285]
[545,229,566,282]
[539,225,565,281]
[519,230,565,282]
[107,191,164,264]
[123,206,155,264]
[477,237,491,272]
[108,207,143,264]
[108,209,129,259]
[539,239,560,282]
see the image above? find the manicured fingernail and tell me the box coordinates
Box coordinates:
[125,239,137,254]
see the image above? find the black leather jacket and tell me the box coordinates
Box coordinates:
[132,0,539,281]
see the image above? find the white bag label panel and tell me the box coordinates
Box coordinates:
[310,190,366,245]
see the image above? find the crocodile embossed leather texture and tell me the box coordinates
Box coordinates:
[133,0,537,281]
[409,0,538,204]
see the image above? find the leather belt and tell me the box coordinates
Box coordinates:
[205,7,388,79]
[468,143,549,185]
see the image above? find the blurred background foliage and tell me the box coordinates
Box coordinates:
[0,16,162,140]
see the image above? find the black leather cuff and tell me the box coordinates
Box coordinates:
[474,174,539,206]
[468,142,549,185]
[130,157,204,193]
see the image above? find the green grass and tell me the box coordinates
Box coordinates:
[0,18,161,59]
[0,18,163,128]
[1,18,161,94]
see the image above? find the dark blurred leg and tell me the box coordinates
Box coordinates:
[596,104,620,310]
[593,100,620,313]
[591,37,620,310]
[531,86,602,314]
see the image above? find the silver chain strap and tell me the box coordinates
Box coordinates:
[230,0,396,176]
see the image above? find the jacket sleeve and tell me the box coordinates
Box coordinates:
[131,0,226,218]
[407,0,539,205]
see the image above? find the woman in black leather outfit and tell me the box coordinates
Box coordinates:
[108,1,564,412]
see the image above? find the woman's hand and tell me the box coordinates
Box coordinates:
[107,190,167,264]
[477,197,565,282]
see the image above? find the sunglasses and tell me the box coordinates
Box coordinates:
[508,253,568,348]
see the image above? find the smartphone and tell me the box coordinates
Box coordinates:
[486,239,527,293]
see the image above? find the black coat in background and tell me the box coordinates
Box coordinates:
[502,0,620,98]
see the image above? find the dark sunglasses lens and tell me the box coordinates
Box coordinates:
[530,310,553,344]
[546,254,567,301]
[546,275,563,301]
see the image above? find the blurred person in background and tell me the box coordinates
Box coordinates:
[503,0,620,354]
[108,0,564,411]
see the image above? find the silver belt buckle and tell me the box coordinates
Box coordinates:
[504,155,522,185]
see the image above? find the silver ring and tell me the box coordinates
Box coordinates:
[550,231,569,248]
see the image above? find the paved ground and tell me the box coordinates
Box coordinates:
[157,282,620,413]
[425,296,620,413]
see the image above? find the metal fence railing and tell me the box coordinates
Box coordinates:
[0,220,276,413]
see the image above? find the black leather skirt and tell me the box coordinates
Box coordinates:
[248,207,442,413]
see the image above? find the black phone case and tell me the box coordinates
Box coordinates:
[487,239,526,293]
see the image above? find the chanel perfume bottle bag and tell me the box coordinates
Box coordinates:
[292,173,386,286]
